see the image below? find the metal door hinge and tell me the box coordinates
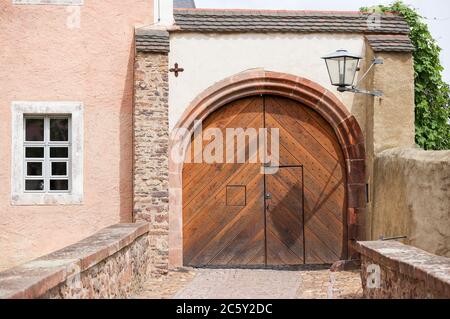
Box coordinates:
[366,184,369,203]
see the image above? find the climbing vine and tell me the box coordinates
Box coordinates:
[362,1,450,150]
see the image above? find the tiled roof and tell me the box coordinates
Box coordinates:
[366,35,414,52]
[173,9,410,34]
[174,0,196,9]
[136,29,170,53]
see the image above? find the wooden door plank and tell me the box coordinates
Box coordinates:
[264,95,347,266]
[183,94,347,267]
[266,96,343,161]
[266,167,304,265]
[184,166,264,265]
[183,98,264,206]
[183,96,265,266]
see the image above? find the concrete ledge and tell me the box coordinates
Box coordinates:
[0,223,149,299]
[356,241,450,299]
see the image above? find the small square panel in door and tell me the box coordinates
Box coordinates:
[226,185,246,206]
[265,166,304,265]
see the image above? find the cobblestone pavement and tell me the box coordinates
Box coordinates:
[135,266,362,299]
[133,268,197,299]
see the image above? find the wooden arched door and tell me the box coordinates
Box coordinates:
[182,95,347,267]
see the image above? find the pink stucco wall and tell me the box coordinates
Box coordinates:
[0,1,153,271]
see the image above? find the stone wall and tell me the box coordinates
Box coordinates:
[372,148,450,257]
[0,224,149,299]
[133,50,170,275]
[357,241,450,299]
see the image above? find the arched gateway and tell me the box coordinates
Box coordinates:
[169,70,366,267]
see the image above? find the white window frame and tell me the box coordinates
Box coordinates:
[12,102,83,206]
[23,115,72,194]
[12,0,83,5]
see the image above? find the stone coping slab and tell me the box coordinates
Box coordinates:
[0,223,149,299]
[356,241,450,297]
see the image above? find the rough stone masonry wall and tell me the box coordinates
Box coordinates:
[0,224,150,299]
[372,148,450,257]
[357,241,450,299]
[134,51,170,276]
[44,235,148,299]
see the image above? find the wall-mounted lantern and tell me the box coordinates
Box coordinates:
[322,49,383,97]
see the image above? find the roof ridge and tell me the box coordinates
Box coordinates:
[174,7,401,16]
[172,8,410,35]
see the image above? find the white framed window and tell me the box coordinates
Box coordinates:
[12,0,83,5]
[23,115,71,193]
[12,102,83,206]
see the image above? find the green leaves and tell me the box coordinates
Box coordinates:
[362,1,450,150]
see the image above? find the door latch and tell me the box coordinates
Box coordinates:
[265,193,272,200]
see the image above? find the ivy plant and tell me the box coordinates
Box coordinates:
[362,1,450,150]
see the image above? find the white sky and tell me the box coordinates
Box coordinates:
[195,0,450,84]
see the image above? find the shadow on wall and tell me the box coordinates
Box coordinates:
[349,43,374,240]
[119,40,135,223]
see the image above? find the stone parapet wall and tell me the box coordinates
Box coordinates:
[133,50,170,275]
[371,148,450,257]
[0,223,149,299]
[357,241,450,299]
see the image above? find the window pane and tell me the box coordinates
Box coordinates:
[50,118,69,141]
[25,119,44,141]
[344,58,359,86]
[50,147,69,158]
[26,147,44,158]
[25,180,44,191]
[27,162,43,176]
[50,180,69,191]
[52,162,67,176]
[325,58,344,86]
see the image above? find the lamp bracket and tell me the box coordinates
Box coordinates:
[354,57,383,87]
[348,87,383,97]
[373,58,384,65]
[340,57,383,96]
[338,86,382,97]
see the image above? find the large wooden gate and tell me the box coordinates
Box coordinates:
[182,95,347,267]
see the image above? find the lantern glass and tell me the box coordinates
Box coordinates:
[324,57,343,86]
[344,57,359,87]
[322,50,361,88]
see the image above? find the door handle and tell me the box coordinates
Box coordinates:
[265,193,271,199]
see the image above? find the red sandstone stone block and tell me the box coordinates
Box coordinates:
[343,142,366,160]
[347,184,367,208]
[346,159,366,184]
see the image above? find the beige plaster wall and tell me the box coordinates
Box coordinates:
[372,148,450,257]
[372,52,416,153]
[365,48,416,240]
[168,32,366,131]
[0,1,152,271]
